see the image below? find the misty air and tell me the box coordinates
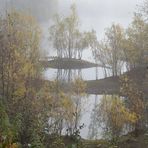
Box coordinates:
[0,0,148,148]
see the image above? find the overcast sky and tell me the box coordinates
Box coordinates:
[0,0,144,56]
[42,0,143,57]
[59,0,143,39]
[0,0,143,39]
[0,0,58,22]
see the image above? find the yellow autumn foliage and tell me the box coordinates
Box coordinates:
[98,95,138,137]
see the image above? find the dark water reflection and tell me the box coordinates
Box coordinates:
[44,67,104,139]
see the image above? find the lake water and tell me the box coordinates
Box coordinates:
[44,67,105,139]
[44,67,105,81]
[80,94,103,139]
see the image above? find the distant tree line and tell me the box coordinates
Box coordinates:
[49,3,148,78]
[92,10,148,77]
[49,4,98,60]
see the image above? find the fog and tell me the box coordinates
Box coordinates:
[0,0,58,22]
[0,0,142,40]
[0,0,147,144]
[59,0,143,39]
[0,0,142,62]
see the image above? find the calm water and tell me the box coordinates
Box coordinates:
[80,94,103,139]
[44,67,105,139]
[44,67,105,81]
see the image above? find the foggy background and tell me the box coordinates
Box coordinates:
[0,0,58,22]
[0,0,144,139]
[0,0,142,58]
